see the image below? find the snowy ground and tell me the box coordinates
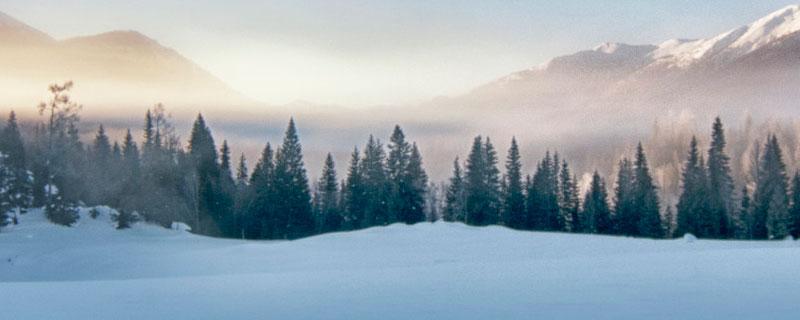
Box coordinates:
[1,208,799,319]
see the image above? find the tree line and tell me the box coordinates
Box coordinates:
[1,82,800,240]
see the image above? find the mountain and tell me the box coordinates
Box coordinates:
[0,11,253,117]
[440,5,800,136]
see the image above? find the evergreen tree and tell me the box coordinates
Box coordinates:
[736,186,753,239]
[483,138,501,225]
[247,143,274,239]
[633,143,663,238]
[317,153,342,232]
[187,114,223,235]
[361,135,390,226]
[753,135,790,239]
[614,158,637,235]
[0,111,31,224]
[443,157,466,222]
[502,138,526,229]
[387,125,411,221]
[272,119,314,239]
[581,171,611,234]
[676,136,712,237]
[559,161,580,232]
[527,152,560,230]
[401,143,428,224]
[217,140,237,236]
[706,117,734,238]
[791,173,800,239]
[464,136,500,226]
[343,147,366,229]
[387,126,428,224]
[233,153,249,239]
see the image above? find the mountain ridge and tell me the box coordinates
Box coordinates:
[0,11,254,117]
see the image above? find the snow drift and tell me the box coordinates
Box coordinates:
[1,208,799,319]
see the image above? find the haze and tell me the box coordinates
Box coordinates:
[3,0,797,107]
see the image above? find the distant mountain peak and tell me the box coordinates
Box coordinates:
[0,10,54,43]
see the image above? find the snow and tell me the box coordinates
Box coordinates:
[651,5,800,68]
[1,209,799,319]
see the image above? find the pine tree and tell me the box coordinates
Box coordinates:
[0,111,31,224]
[790,173,800,239]
[738,186,753,239]
[187,114,221,235]
[387,125,411,221]
[633,143,663,238]
[527,152,561,231]
[247,143,274,239]
[581,171,611,234]
[559,160,580,232]
[343,147,366,229]
[676,136,711,237]
[233,153,249,239]
[318,153,342,232]
[706,117,734,238]
[402,143,428,224]
[443,157,466,222]
[464,136,498,226]
[387,126,427,224]
[613,158,636,235]
[217,140,237,236]
[753,135,790,239]
[272,119,314,239]
[361,135,390,226]
[483,138,501,225]
[502,138,526,229]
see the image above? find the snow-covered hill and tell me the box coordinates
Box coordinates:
[440,4,800,139]
[1,209,798,319]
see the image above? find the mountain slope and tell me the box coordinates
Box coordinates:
[443,5,800,135]
[0,12,253,117]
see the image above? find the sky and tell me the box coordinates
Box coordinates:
[2,0,798,107]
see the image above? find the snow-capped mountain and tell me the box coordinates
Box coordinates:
[0,11,252,117]
[447,5,800,134]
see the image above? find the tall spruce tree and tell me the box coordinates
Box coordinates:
[187,114,221,235]
[706,117,734,238]
[272,119,314,239]
[527,152,561,231]
[361,136,390,226]
[483,138,501,225]
[247,143,274,239]
[753,135,790,239]
[502,138,526,229]
[387,126,428,224]
[387,126,411,221]
[614,158,636,235]
[559,160,580,232]
[402,143,428,224]
[581,171,611,234]
[317,153,342,232]
[1,111,31,224]
[443,157,466,222]
[233,153,249,238]
[738,186,753,239]
[217,140,237,236]
[343,147,366,230]
[464,136,501,226]
[633,143,663,238]
[676,136,711,237]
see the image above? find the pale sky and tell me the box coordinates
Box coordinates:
[2,0,797,107]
